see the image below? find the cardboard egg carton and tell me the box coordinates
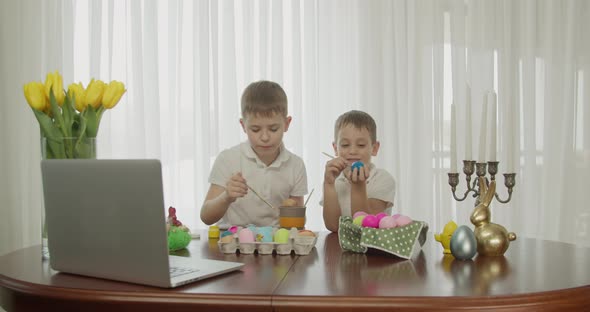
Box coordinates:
[218,232,317,255]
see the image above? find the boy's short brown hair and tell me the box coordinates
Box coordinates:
[334,110,377,143]
[241,80,288,118]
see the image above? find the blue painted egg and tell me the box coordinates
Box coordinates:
[450,225,477,260]
[351,161,364,171]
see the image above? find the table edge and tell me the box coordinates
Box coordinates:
[271,285,590,311]
[0,274,271,310]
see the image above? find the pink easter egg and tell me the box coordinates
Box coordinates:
[396,215,413,226]
[362,215,380,228]
[378,216,397,229]
[238,228,255,243]
[352,211,368,219]
[375,212,388,221]
[392,213,401,220]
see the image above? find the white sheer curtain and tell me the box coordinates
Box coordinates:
[1,0,589,256]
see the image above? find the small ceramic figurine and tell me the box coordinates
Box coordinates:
[434,221,458,254]
[167,206,191,251]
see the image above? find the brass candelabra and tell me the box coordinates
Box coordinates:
[448,160,517,256]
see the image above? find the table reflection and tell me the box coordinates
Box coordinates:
[440,254,511,296]
[322,232,427,295]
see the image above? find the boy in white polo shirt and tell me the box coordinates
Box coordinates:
[322,110,396,232]
[200,81,308,228]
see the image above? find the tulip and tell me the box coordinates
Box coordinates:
[23,81,48,112]
[44,71,65,106]
[24,72,126,160]
[68,82,88,112]
[102,80,126,109]
[85,79,106,109]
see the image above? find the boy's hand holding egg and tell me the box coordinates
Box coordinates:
[347,161,369,183]
[351,160,364,172]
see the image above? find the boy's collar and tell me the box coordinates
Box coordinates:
[241,142,290,168]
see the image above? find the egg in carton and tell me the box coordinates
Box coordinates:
[217,226,317,255]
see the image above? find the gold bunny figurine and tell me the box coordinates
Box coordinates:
[470,177,516,256]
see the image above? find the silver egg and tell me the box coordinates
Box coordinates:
[450,225,477,260]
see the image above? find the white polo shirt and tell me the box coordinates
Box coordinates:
[208,142,308,228]
[321,163,396,216]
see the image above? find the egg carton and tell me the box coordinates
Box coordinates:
[218,235,318,255]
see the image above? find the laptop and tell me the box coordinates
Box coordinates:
[41,159,244,288]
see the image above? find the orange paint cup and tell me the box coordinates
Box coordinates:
[279,206,306,229]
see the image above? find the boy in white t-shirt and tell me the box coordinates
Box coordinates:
[322,110,396,232]
[200,81,308,228]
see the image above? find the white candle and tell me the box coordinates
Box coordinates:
[451,103,457,172]
[508,99,518,172]
[478,93,488,163]
[489,92,497,161]
[466,84,472,160]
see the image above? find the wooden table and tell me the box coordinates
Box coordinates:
[1,232,590,311]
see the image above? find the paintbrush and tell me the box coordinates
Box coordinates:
[247,184,275,210]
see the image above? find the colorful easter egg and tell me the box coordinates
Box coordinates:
[256,226,274,242]
[219,234,234,243]
[396,215,413,226]
[362,215,380,228]
[297,229,316,237]
[450,225,477,260]
[353,215,366,226]
[228,225,239,233]
[220,230,233,238]
[352,211,368,219]
[238,228,255,243]
[378,215,397,228]
[274,228,290,243]
[351,161,364,171]
[375,212,388,221]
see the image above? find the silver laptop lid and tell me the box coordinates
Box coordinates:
[41,159,172,287]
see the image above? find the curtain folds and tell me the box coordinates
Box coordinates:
[1,0,589,255]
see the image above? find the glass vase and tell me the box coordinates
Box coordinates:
[41,137,97,259]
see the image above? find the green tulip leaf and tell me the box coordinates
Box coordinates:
[48,90,67,137]
[61,92,76,138]
[33,108,66,159]
[32,108,62,140]
[83,105,99,138]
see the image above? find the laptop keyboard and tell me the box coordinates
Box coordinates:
[169,266,200,278]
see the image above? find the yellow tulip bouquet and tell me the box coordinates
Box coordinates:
[23,71,126,159]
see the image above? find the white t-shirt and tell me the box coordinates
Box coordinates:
[321,163,396,216]
[208,142,308,228]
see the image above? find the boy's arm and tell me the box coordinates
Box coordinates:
[200,184,234,225]
[200,172,248,225]
[322,182,341,232]
[349,165,370,216]
[322,157,347,232]
[364,169,395,214]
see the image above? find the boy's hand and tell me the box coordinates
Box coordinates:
[345,165,370,184]
[324,157,348,185]
[225,172,248,202]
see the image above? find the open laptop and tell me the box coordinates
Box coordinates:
[41,159,244,288]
